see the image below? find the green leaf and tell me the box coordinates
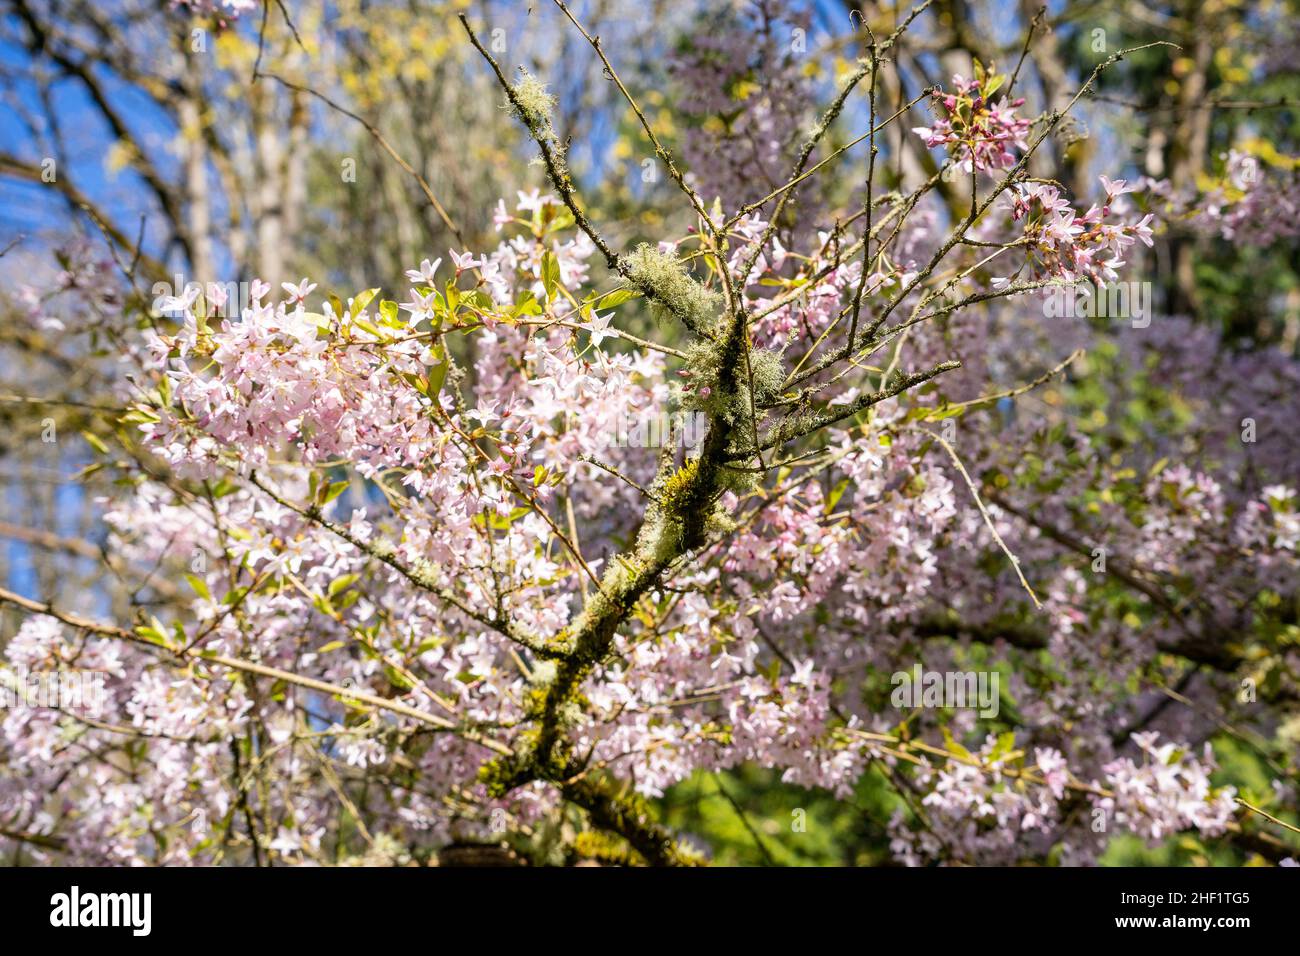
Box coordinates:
[328,573,360,597]
[121,408,160,425]
[185,574,212,601]
[81,430,109,455]
[415,638,444,656]
[351,315,386,340]
[926,404,966,421]
[513,289,543,317]
[541,250,560,302]
[595,287,638,310]
[321,480,349,505]
[210,479,238,498]
[942,726,973,761]
[460,289,494,311]
[427,343,449,397]
[135,622,168,646]
[384,665,416,691]
[991,730,1017,760]
[351,287,381,318]
[824,477,850,515]
[399,371,429,396]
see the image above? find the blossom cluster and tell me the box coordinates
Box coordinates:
[1004,176,1155,285]
[913,62,1032,174]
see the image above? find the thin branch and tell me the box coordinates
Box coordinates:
[923,428,1042,609]
[1237,799,1300,838]
[927,347,1083,417]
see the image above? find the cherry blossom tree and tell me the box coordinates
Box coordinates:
[1,0,1297,867]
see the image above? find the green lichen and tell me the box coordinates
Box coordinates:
[748,347,785,404]
[705,509,738,536]
[509,68,567,171]
[624,244,721,332]
[573,830,640,866]
[717,462,760,495]
[638,508,684,565]
[528,659,558,688]
[510,68,557,132]
[677,339,785,432]
[658,457,700,511]
[408,557,441,590]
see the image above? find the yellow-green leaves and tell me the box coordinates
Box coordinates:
[541,249,561,302]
